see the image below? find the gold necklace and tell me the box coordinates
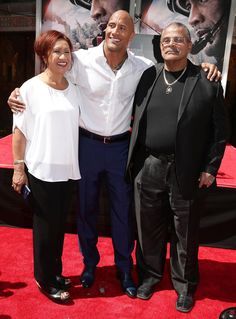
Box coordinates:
[163,67,187,94]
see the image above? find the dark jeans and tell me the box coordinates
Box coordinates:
[134,154,202,295]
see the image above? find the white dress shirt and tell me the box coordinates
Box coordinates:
[67,42,153,136]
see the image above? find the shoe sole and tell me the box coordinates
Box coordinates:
[124,291,137,299]
[176,306,193,313]
[137,292,153,300]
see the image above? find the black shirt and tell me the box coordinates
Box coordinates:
[138,68,187,154]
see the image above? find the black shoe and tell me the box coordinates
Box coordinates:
[56,275,72,289]
[137,283,154,300]
[219,307,236,319]
[80,266,96,288]
[36,280,70,304]
[117,271,137,298]
[176,294,194,313]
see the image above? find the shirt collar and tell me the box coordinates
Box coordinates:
[94,41,106,64]
[94,41,134,64]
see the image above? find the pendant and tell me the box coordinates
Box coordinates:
[166,86,172,94]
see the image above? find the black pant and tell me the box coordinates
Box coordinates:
[29,173,76,287]
[134,154,203,295]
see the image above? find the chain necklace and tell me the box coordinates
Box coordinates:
[163,67,187,94]
[111,55,128,74]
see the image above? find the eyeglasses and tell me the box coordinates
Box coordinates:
[161,37,187,45]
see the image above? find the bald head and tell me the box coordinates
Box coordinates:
[108,10,134,34]
[104,10,135,55]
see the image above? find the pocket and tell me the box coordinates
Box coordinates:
[140,155,168,189]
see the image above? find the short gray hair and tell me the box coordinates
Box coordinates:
[161,22,191,42]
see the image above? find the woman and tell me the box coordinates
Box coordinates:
[12,30,80,303]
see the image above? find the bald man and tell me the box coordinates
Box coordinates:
[68,10,153,298]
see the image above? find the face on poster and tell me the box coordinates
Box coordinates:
[42,0,130,49]
[138,0,232,71]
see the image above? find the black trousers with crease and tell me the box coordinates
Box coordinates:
[134,154,204,295]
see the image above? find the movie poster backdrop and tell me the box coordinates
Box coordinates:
[37,0,236,91]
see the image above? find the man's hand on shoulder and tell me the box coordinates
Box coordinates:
[201,62,221,82]
[8,88,25,113]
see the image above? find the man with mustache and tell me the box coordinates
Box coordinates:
[126,22,226,311]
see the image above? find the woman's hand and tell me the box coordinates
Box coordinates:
[12,165,28,194]
[198,172,215,188]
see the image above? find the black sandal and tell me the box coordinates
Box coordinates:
[36,281,70,303]
[56,275,72,289]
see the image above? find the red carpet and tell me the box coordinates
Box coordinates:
[0,135,13,169]
[217,145,236,188]
[1,134,236,188]
[0,226,236,319]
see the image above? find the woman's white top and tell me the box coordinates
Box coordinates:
[13,75,81,182]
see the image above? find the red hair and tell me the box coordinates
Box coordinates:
[34,30,73,69]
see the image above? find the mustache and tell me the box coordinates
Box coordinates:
[165,47,180,54]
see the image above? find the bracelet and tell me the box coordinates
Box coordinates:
[13,159,24,165]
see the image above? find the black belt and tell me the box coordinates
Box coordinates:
[80,127,130,144]
[146,148,175,162]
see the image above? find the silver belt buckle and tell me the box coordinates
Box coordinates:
[103,137,111,144]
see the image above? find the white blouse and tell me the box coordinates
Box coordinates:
[13,76,81,182]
